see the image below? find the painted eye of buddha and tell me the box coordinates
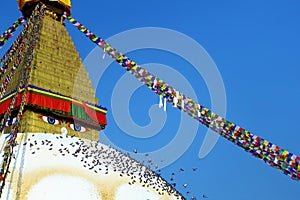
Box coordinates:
[5,117,17,127]
[40,116,61,125]
[68,123,87,133]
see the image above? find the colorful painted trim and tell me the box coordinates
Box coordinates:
[27,85,107,113]
[0,84,107,126]
[65,14,300,181]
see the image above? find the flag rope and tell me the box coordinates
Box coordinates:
[0,16,24,50]
[0,4,45,197]
[64,14,299,181]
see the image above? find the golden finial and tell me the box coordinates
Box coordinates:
[18,0,71,18]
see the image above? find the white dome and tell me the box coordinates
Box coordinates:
[0,133,183,200]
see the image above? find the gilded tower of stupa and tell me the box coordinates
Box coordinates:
[1,0,107,141]
[0,1,184,199]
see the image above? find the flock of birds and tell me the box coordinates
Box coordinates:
[14,133,209,200]
[131,149,206,199]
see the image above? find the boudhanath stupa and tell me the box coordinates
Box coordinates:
[0,1,185,199]
[1,0,299,199]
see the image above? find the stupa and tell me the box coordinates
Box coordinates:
[0,1,184,199]
[1,1,298,199]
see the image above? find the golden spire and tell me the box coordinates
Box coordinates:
[18,0,71,19]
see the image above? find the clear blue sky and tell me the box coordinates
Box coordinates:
[1,1,299,199]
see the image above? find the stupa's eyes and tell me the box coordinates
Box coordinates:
[68,123,87,133]
[6,117,17,127]
[39,115,87,132]
[40,116,61,125]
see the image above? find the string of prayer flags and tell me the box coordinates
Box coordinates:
[0,4,45,197]
[0,16,36,99]
[0,16,24,49]
[0,29,27,78]
[65,14,299,180]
